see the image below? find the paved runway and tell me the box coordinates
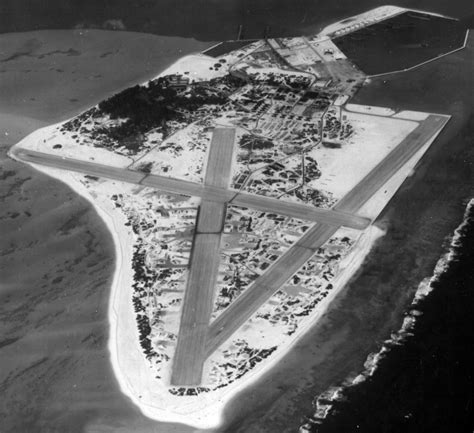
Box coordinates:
[233,193,369,230]
[170,233,222,385]
[171,128,235,386]
[206,223,338,356]
[12,148,369,229]
[335,114,450,213]
[12,113,450,384]
[205,114,450,356]
[204,128,236,189]
[12,148,148,184]
[197,200,227,233]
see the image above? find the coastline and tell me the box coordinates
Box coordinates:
[7,67,451,427]
[312,199,474,424]
[2,12,472,433]
[4,15,464,430]
[309,196,474,431]
[0,29,214,433]
[9,109,436,428]
[9,142,385,429]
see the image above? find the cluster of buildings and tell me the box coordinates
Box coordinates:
[69,26,364,392]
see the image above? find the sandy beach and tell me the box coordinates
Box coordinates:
[8,120,383,430]
[9,88,449,428]
[2,12,473,433]
[0,29,210,433]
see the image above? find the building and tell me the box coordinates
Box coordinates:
[166,74,190,90]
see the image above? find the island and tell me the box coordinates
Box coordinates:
[9,5,468,429]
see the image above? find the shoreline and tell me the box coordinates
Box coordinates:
[4,14,457,427]
[313,198,473,423]
[0,29,213,134]
[308,197,474,430]
[8,130,387,429]
[2,14,471,433]
[8,100,449,429]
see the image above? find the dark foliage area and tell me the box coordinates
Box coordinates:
[96,77,226,146]
[61,73,245,154]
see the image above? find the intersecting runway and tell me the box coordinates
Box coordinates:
[12,149,369,229]
[171,128,235,385]
[205,114,450,358]
[12,113,450,386]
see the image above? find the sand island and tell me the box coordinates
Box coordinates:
[9,6,468,429]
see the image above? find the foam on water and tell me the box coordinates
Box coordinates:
[303,198,474,429]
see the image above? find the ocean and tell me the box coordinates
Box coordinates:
[1,0,473,41]
[0,31,210,433]
[312,200,474,433]
[214,23,474,433]
[0,1,473,432]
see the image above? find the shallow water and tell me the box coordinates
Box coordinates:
[0,31,209,433]
[217,29,474,433]
[1,3,473,432]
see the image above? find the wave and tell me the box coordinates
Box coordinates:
[300,198,474,430]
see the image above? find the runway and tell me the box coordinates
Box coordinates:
[205,114,450,356]
[171,128,235,386]
[170,232,222,385]
[232,193,369,230]
[204,128,236,188]
[206,223,338,356]
[335,114,450,213]
[11,113,450,385]
[11,148,369,230]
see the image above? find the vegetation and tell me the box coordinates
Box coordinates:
[136,162,153,174]
[62,74,245,154]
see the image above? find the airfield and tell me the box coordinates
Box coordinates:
[8,4,463,429]
[12,112,449,387]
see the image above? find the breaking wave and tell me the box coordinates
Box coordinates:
[299,198,474,432]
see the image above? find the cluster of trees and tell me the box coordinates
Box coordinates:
[111,197,162,362]
[215,344,278,388]
[208,73,247,92]
[98,76,227,135]
[129,245,158,360]
[216,264,245,310]
[61,73,247,154]
[256,73,311,90]
[168,386,211,396]
[68,75,238,154]
[294,186,332,207]
[61,107,98,133]
[304,156,322,182]
[136,161,153,174]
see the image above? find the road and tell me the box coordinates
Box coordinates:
[11,148,370,230]
[171,128,235,386]
[205,114,450,356]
